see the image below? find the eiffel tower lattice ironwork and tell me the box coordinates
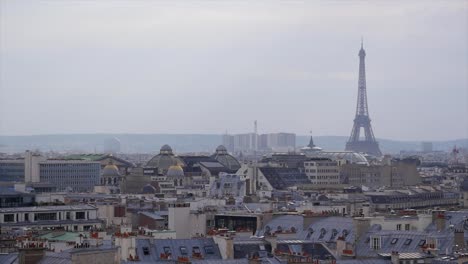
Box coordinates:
[345,40,382,157]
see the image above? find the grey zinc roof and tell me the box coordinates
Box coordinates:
[299,217,355,244]
[192,260,249,264]
[425,211,468,232]
[0,253,18,264]
[139,211,165,220]
[0,204,96,213]
[0,219,102,227]
[354,230,436,258]
[133,238,222,263]
[38,250,72,264]
[336,260,390,264]
[257,215,304,236]
[258,167,310,190]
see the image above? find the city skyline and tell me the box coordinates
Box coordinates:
[0,1,466,141]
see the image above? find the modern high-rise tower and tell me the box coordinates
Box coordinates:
[345,41,382,157]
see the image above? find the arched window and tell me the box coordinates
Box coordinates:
[276,226,283,233]
[306,228,314,239]
[330,229,338,240]
[342,229,349,238]
[319,228,327,239]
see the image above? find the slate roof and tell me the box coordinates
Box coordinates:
[336,260,390,264]
[132,238,222,263]
[354,230,438,258]
[0,253,18,264]
[139,211,165,220]
[299,217,355,244]
[257,215,304,236]
[259,167,310,190]
[0,204,97,213]
[0,187,34,197]
[276,242,333,260]
[63,154,135,167]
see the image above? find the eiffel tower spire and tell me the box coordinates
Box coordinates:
[345,40,382,157]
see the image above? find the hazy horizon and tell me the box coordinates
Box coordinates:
[1,1,467,141]
[1,133,467,144]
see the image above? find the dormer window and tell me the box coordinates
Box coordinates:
[180,246,187,255]
[391,238,398,245]
[306,228,314,239]
[404,239,412,246]
[319,228,327,239]
[276,226,283,233]
[342,229,349,238]
[371,236,381,250]
[330,229,338,240]
[418,240,426,247]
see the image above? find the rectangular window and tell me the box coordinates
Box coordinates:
[372,237,380,250]
[192,246,201,254]
[180,246,187,255]
[204,246,214,255]
[143,247,150,255]
[75,212,85,220]
[4,214,14,222]
[404,239,412,245]
[35,213,57,221]
[163,247,171,255]
[405,224,410,231]
[391,238,398,244]
[396,224,401,230]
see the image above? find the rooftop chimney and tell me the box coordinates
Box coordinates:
[391,251,400,264]
[19,248,45,264]
[454,228,466,250]
[353,217,371,242]
[432,210,446,232]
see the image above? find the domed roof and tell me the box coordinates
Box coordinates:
[216,145,228,153]
[160,144,173,154]
[146,144,183,169]
[211,146,241,173]
[142,184,157,194]
[102,161,121,177]
[166,165,184,177]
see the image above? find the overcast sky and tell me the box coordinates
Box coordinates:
[0,1,466,141]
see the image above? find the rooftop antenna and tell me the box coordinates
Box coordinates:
[254,120,258,155]
[361,36,363,49]
[253,120,258,196]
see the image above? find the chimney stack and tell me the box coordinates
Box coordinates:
[353,217,371,241]
[19,248,45,264]
[391,251,400,264]
[432,210,446,232]
[454,228,466,250]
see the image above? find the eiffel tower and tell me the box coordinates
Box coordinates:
[345,40,382,157]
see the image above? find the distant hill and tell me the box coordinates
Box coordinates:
[0,134,466,154]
